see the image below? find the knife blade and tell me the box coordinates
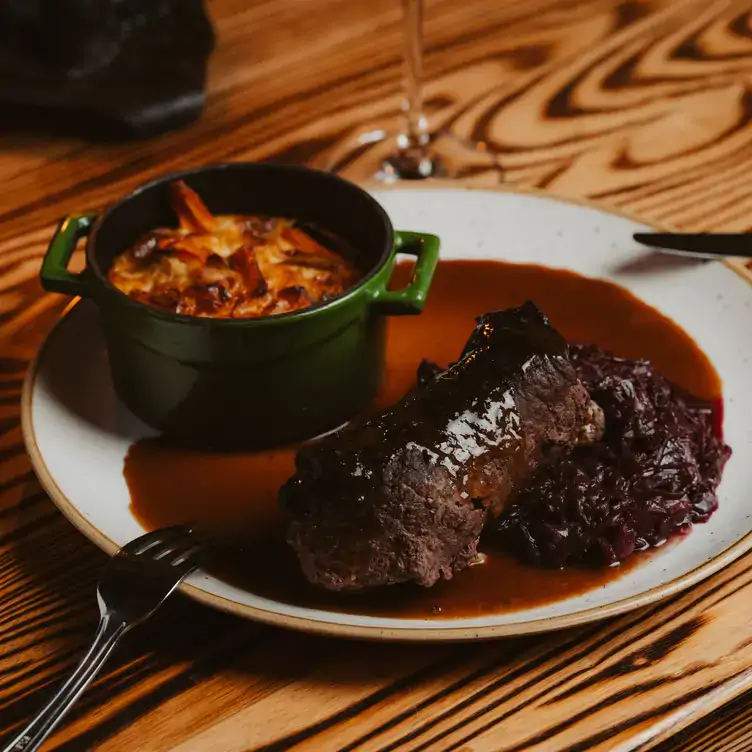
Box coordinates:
[633,233,752,260]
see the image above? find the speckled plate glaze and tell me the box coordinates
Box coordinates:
[22,186,752,641]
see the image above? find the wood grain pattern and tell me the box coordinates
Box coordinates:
[2,0,752,749]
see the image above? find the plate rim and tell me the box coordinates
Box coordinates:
[22,184,752,642]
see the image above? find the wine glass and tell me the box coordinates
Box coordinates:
[322,0,500,182]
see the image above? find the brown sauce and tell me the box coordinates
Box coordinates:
[127,260,721,618]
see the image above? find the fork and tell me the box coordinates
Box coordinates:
[3,525,207,752]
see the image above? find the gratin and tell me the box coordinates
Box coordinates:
[108,181,361,318]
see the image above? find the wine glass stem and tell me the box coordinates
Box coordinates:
[400,0,429,157]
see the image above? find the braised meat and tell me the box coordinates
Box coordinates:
[281,302,602,591]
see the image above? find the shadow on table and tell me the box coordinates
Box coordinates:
[0,488,252,741]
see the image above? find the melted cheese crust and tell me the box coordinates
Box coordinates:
[108,181,360,318]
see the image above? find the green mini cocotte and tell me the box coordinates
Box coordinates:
[40,163,439,448]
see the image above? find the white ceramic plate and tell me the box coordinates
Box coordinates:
[23,187,752,641]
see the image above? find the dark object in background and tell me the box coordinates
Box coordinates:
[0,0,214,139]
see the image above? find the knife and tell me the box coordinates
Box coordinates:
[632,233,752,260]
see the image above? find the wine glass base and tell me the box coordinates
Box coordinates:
[318,128,500,184]
[375,151,443,183]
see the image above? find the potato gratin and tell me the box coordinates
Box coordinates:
[108,181,361,318]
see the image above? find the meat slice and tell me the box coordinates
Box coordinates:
[280,302,599,592]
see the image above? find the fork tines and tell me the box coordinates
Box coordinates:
[122,524,208,570]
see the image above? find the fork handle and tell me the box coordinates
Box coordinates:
[3,614,129,752]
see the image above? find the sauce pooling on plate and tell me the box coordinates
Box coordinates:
[126,260,722,619]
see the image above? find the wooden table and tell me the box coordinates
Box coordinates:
[2,0,752,749]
